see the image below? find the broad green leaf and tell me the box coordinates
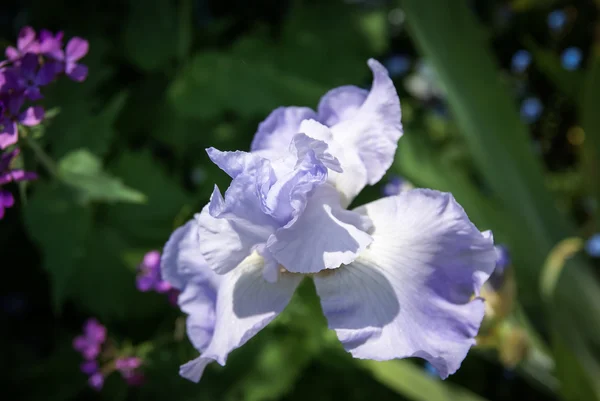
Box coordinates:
[168,51,326,120]
[168,1,384,120]
[122,0,179,71]
[23,183,92,310]
[58,149,146,204]
[68,225,169,320]
[581,54,600,209]
[359,360,489,401]
[105,150,191,244]
[525,37,584,102]
[43,38,119,159]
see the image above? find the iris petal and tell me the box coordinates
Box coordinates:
[313,190,496,378]
[179,253,302,382]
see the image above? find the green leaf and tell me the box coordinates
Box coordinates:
[168,51,326,120]
[359,360,490,401]
[581,54,600,209]
[68,225,169,320]
[58,149,146,204]
[104,150,191,244]
[43,38,120,159]
[525,37,584,101]
[168,1,384,120]
[122,0,179,71]
[23,183,92,310]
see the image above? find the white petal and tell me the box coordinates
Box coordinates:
[267,185,373,274]
[179,253,302,382]
[313,190,496,378]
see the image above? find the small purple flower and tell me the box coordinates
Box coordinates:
[115,356,142,378]
[136,250,173,294]
[73,318,107,360]
[0,148,37,219]
[60,37,89,82]
[38,30,65,60]
[13,53,60,100]
[0,93,45,149]
[5,27,39,61]
[80,360,99,375]
[88,373,104,391]
[162,59,497,383]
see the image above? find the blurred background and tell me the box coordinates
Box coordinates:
[2,0,600,400]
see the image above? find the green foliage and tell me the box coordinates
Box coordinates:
[24,183,92,310]
[8,0,600,401]
[58,149,146,204]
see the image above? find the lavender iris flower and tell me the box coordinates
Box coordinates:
[161,59,497,383]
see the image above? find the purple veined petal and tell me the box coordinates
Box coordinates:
[250,106,318,157]
[7,92,25,116]
[72,335,89,352]
[313,189,497,378]
[65,37,89,61]
[0,190,15,208]
[20,53,39,79]
[66,63,88,82]
[5,46,19,61]
[88,373,104,390]
[0,170,38,185]
[82,343,101,360]
[0,147,19,171]
[328,59,403,187]
[179,252,302,383]
[80,360,99,375]
[19,106,45,126]
[155,280,172,293]
[37,61,61,86]
[317,85,369,127]
[160,219,218,289]
[17,27,38,53]
[24,87,42,101]
[38,30,64,59]
[267,184,373,274]
[84,318,107,343]
[143,250,161,269]
[136,275,155,292]
[0,123,18,150]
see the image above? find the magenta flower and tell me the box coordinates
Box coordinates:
[0,148,37,219]
[115,356,143,380]
[88,373,104,391]
[136,250,173,294]
[5,27,39,62]
[0,93,45,149]
[60,37,89,82]
[72,318,107,360]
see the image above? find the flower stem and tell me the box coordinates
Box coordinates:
[23,135,60,178]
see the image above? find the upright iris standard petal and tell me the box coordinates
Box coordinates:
[317,86,369,126]
[327,59,403,188]
[251,107,318,157]
[248,59,402,204]
[313,190,496,378]
[267,185,373,273]
[179,253,302,382]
